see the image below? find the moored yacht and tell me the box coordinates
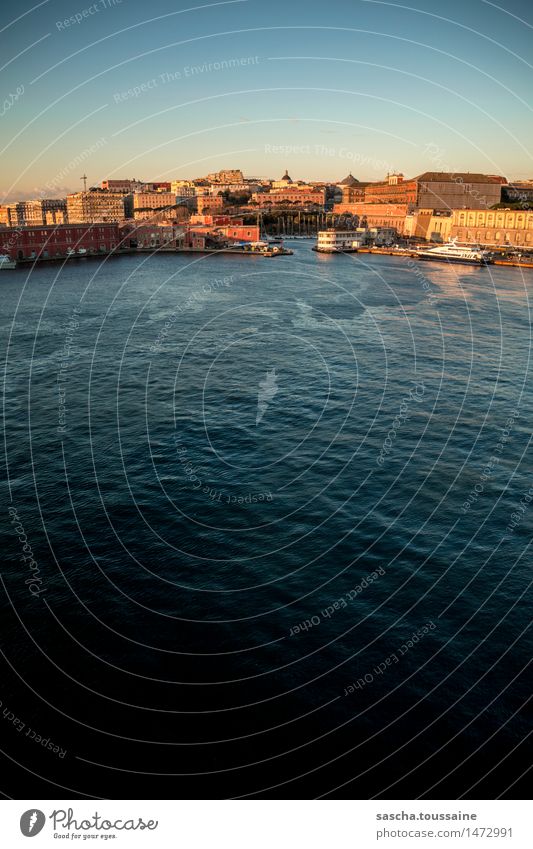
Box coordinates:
[417,238,493,265]
[0,254,16,270]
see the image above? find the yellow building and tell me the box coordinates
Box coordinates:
[450,208,533,246]
[133,191,176,220]
[404,209,453,241]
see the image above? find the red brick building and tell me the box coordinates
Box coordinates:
[364,173,418,205]
[0,223,120,260]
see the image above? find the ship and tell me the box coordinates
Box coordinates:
[416,238,493,265]
[314,229,366,253]
[0,254,16,270]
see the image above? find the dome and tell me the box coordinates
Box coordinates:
[280,170,292,183]
[340,173,359,186]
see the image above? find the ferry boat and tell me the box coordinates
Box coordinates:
[314,229,366,253]
[0,254,16,270]
[416,239,493,265]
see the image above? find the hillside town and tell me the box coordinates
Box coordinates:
[1,167,533,265]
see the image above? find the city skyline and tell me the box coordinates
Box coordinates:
[1,0,532,201]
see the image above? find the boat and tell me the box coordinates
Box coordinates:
[0,254,16,269]
[227,240,293,257]
[416,238,493,265]
[313,229,367,253]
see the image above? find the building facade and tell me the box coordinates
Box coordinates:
[345,203,411,234]
[415,172,504,211]
[102,179,144,193]
[0,223,120,260]
[170,181,196,197]
[0,199,67,227]
[252,185,326,208]
[404,209,453,241]
[450,208,533,246]
[67,190,126,223]
[501,182,533,206]
[364,173,418,206]
[337,172,506,215]
[196,195,224,214]
[132,192,176,220]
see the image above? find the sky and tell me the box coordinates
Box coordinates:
[1,0,532,200]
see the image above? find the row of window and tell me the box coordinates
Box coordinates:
[456,213,532,226]
[455,230,532,243]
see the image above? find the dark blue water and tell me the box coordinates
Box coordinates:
[1,244,531,798]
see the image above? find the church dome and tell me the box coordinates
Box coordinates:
[340,173,359,186]
[280,169,292,183]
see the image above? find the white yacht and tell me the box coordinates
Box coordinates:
[417,239,493,265]
[0,254,16,270]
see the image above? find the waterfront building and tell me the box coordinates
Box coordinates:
[67,189,127,223]
[0,223,120,260]
[450,207,533,247]
[404,209,453,241]
[119,221,185,250]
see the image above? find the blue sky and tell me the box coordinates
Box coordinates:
[1,0,532,199]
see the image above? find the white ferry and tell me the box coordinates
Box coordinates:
[417,239,493,265]
[314,229,366,253]
[0,254,16,269]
